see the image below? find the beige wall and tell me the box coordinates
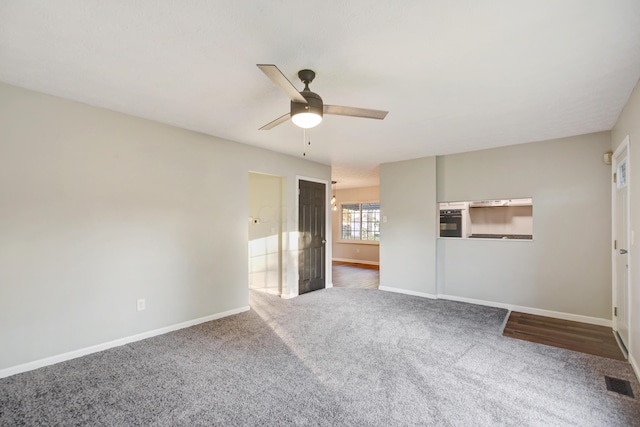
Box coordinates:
[611,78,640,377]
[331,186,380,264]
[0,83,330,370]
[380,157,437,295]
[248,173,283,295]
[2,76,634,375]
[436,132,611,320]
[379,132,611,321]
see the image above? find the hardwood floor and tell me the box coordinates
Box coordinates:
[503,311,626,361]
[332,261,379,290]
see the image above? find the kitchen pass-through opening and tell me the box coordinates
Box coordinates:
[439,198,533,240]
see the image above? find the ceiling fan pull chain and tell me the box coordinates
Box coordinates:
[303,128,307,156]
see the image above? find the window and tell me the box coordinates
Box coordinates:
[341,202,380,241]
[617,159,627,189]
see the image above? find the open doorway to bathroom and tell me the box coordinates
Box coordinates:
[248,172,285,296]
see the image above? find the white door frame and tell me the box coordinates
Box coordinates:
[611,135,631,350]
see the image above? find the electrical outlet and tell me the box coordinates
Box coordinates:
[137,299,146,311]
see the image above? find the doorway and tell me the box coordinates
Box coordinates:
[298,179,326,294]
[612,136,630,354]
[332,261,379,289]
[248,172,284,296]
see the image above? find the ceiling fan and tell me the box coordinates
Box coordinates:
[257,64,389,130]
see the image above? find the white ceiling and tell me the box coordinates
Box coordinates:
[1,1,640,189]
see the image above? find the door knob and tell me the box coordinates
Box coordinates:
[620,249,628,254]
[322,239,326,244]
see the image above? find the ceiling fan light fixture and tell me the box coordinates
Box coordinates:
[292,111,323,128]
[290,90,324,129]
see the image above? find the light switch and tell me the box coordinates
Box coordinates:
[383,216,388,223]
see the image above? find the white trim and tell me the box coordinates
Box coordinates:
[613,331,629,359]
[0,306,250,379]
[499,310,511,334]
[379,286,437,299]
[438,294,611,327]
[332,258,380,266]
[611,136,631,350]
[630,353,640,383]
[378,288,611,327]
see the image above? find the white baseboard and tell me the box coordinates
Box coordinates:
[377,287,611,328]
[332,258,379,266]
[379,286,437,299]
[630,353,640,383]
[437,294,611,327]
[0,305,250,379]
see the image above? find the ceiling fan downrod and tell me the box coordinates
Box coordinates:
[298,69,316,90]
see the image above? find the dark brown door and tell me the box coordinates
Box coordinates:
[299,180,326,294]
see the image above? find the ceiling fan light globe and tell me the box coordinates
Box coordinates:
[292,112,322,129]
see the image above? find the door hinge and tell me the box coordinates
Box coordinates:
[614,240,617,250]
[614,307,618,317]
[613,172,617,183]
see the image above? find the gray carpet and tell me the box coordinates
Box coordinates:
[1,288,639,426]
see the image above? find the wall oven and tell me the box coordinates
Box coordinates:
[439,209,463,237]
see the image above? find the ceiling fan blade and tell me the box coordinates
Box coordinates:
[259,113,290,130]
[257,64,308,104]
[323,105,388,120]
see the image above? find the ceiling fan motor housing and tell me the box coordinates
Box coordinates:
[290,90,323,120]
